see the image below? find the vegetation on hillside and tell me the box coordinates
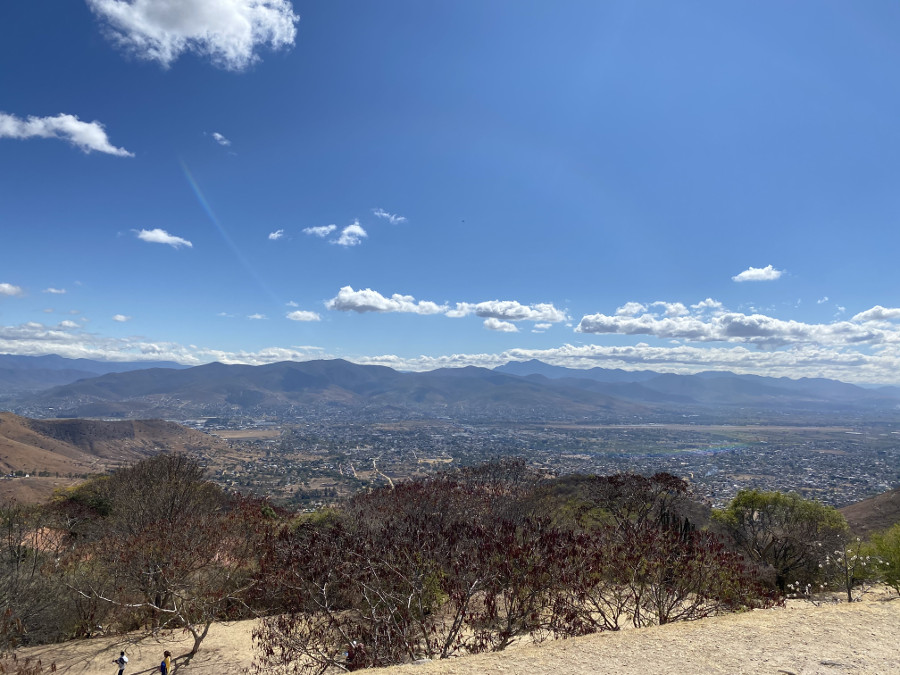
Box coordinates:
[1,455,898,675]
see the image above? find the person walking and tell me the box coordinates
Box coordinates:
[113,651,128,675]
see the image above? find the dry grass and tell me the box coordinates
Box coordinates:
[15,591,899,675]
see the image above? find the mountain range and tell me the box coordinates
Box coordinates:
[0,353,188,395]
[2,354,899,421]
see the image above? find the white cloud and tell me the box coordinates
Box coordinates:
[448,300,568,323]
[0,283,23,297]
[534,323,552,330]
[0,112,133,156]
[135,228,193,248]
[211,131,231,146]
[268,229,284,240]
[691,298,724,313]
[86,0,299,71]
[286,300,298,307]
[852,306,900,323]
[650,301,689,317]
[616,302,647,317]
[484,317,518,333]
[303,224,336,238]
[248,313,267,320]
[286,310,321,322]
[372,208,407,225]
[817,296,829,304]
[576,300,900,348]
[326,286,447,315]
[43,287,67,295]
[59,320,80,329]
[332,221,367,247]
[112,314,131,322]
[732,264,784,282]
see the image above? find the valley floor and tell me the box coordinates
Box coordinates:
[16,593,900,675]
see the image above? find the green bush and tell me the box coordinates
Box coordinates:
[870,523,900,596]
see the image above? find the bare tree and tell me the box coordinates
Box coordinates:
[64,455,271,656]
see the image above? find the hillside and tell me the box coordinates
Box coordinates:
[0,413,232,502]
[15,594,900,675]
[840,486,900,537]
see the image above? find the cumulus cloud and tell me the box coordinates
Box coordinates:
[303,224,336,238]
[326,287,447,315]
[0,283,24,297]
[43,287,66,294]
[0,112,133,156]
[211,131,231,146]
[86,0,299,71]
[372,208,407,225]
[534,323,552,331]
[732,264,784,282]
[248,313,267,320]
[484,318,518,333]
[818,296,829,304]
[576,299,900,348]
[268,229,284,240]
[691,298,724,313]
[112,314,131,322]
[135,228,193,248]
[448,300,568,323]
[650,301,689,317]
[852,306,900,323]
[333,221,367,247]
[59,320,80,329]
[286,310,321,322]
[616,302,647,317]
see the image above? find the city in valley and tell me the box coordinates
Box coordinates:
[186,415,900,511]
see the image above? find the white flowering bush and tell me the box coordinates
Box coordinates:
[823,537,876,602]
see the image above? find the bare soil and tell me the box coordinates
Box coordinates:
[15,593,899,675]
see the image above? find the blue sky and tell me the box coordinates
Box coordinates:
[2,1,900,384]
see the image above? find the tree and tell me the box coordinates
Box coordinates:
[63,454,272,656]
[869,523,900,596]
[0,501,68,645]
[253,469,776,673]
[713,490,849,592]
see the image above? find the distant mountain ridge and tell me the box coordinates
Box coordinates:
[3,356,899,421]
[0,353,188,395]
[497,359,900,409]
[13,359,648,420]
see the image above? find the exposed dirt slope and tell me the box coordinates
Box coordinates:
[840,487,900,537]
[0,412,232,502]
[15,595,900,675]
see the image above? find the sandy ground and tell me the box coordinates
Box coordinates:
[15,595,900,675]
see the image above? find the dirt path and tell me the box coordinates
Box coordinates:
[16,597,900,675]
